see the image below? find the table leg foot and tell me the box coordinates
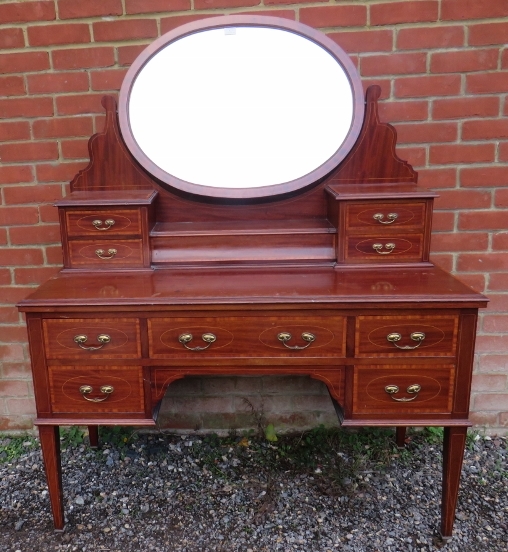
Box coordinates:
[38,425,65,531]
[88,425,99,448]
[395,426,406,448]
[440,426,467,539]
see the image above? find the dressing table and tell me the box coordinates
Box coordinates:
[17,16,487,539]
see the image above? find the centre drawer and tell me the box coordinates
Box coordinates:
[355,314,459,357]
[148,315,346,358]
[43,318,141,359]
[49,366,145,414]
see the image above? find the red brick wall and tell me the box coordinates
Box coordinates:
[1,0,507,434]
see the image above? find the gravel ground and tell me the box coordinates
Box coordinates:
[0,428,506,552]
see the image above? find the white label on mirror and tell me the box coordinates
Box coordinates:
[129,26,354,189]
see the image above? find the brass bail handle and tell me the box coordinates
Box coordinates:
[74,334,111,351]
[373,213,398,225]
[386,331,426,350]
[95,248,117,260]
[178,332,217,351]
[92,219,115,231]
[79,384,115,402]
[277,331,316,350]
[385,383,422,402]
[372,243,396,255]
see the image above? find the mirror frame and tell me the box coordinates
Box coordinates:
[119,15,365,200]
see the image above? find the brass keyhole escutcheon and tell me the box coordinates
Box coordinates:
[277,331,316,350]
[73,334,111,351]
[178,332,217,351]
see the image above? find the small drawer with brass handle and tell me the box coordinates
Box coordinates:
[65,209,142,237]
[178,332,217,351]
[345,202,426,230]
[67,240,144,268]
[353,365,454,414]
[355,315,458,357]
[49,366,144,414]
[43,318,141,359]
[347,236,422,262]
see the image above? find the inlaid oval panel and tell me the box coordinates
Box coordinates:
[365,375,441,404]
[354,238,413,256]
[346,202,426,229]
[75,214,138,234]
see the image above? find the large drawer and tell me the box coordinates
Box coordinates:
[355,315,459,357]
[49,366,145,414]
[148,315,346,358]
[43,318,141,359]
[353,365,455,414]
[65,209,142,237]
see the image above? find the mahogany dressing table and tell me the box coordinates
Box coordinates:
[17,16,487,539]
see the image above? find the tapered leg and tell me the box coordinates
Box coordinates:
[440,426,467,539]
[395,426,406,448]
[38,425,65,530]
[88,425,99,448]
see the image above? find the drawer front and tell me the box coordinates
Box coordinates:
[346,202,426,231]
[353,365,454,414]
[356,315,459,358]
[43,318,141,359]
[65,209,142,237]
[149,315,346,358]
[68,239,144,268]
[346,235,423,262]
[49,366,144,413]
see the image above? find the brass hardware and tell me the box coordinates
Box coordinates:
[277,331,316,350]
[178,332,217,351]
[386,331,426,350]
[372,242,396,255]
[95,248,117,260]
[385,383,421,402]
[92,219,115,231]
[79,384,114,402]
[373,213,398,225]
[73,333,111,351]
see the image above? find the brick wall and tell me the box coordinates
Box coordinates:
[1,0,507,434]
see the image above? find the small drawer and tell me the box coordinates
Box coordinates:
[346,202,426,231]
[355,315,459,358]
[346,235,423,262]
[49,366,145,414]
[67,239,144,268]
[65,209,142,237]
[43,318,141,359]
[148,315,346,358]
[353,365,455,414]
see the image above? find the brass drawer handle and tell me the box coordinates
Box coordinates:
[385,383,421,402]
[95,248,117,260]
[372,242,395,255]
[92,219,115,231]
[73,334,111,351]
[373,213,398,225]
[386,331,426,350]
[79,384,114,402]
[277,331,316,350]
[178,332,216,351]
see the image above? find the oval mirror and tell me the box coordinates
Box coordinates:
[119,16,364,199]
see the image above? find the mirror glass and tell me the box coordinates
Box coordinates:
[120,18,364,198]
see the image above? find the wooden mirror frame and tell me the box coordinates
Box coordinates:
[118,15,365,200]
